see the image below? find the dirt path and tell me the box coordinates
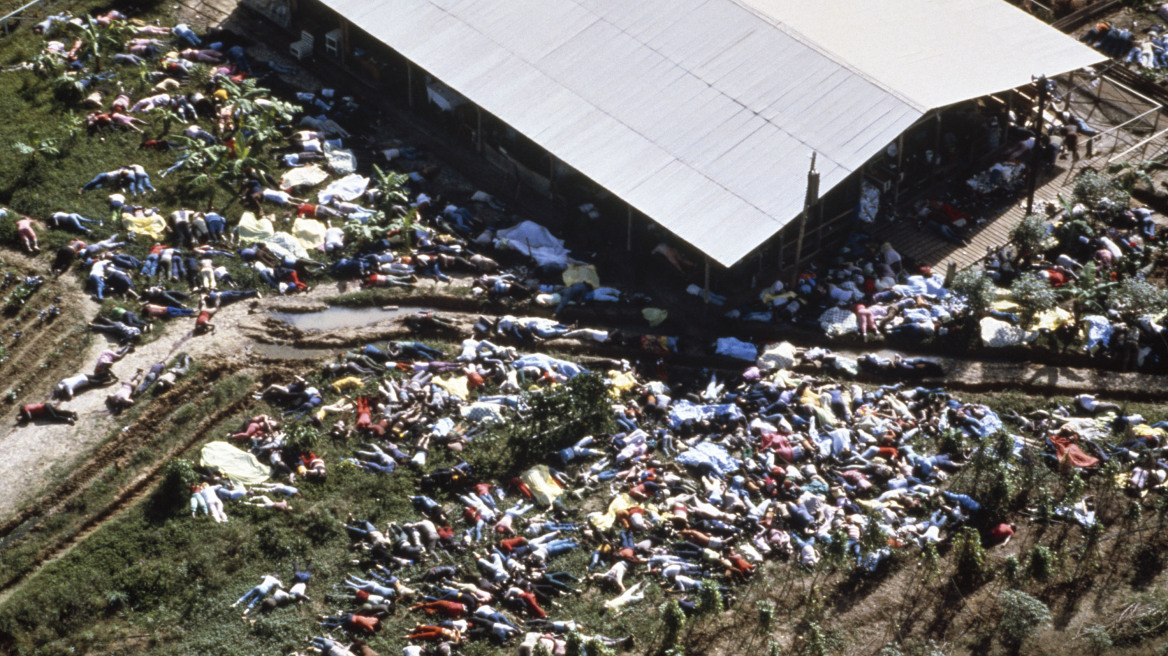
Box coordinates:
[0,287,265,520]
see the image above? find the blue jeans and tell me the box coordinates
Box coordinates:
[140,254,159,277]
[173,23,200,47]
[81,173,117,191]
[89,274,106,299]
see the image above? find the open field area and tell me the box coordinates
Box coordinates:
[9,2,1168,656]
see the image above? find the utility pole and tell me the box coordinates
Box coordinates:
[791,152,820,286]
[1025,74,1049,216]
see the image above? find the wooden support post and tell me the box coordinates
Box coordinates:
[406,63,414,109]
[791,153,819,285]
[703,258,711,305]
[776,231,785,272]
[1026,76,1049,217]
[929,112,942,185]
[626,205,633,252]
[476,107,483,154]
[893,132,905,207]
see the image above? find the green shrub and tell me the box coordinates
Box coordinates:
[1010,214,1053,262]
[950,269,997,320]
[1082,625,1113,655]
[1010,273,1057,327]
[1026,545,1058,583]
[998,590,1052,648]
[953,527,988,585]
[1108,277,1168,322]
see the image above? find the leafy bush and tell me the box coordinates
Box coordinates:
[1010,273,1057,327]
[950,269,997,321]
[662,599,687,648]
[953,526,988,585]
[1026,545,1058,583]
[152,458,198,512]
[1074,169,1130,220]
[1108,277,1168,322]
[999,590,1052,648]
[1010,214,1053,262]
[1082,625,1113,655]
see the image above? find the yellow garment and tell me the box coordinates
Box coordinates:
[1132,424,1167,441]
[330,376,363,393]
[236,212,274,244]
[292,217,327,251]
[800,388,821,407]
[434,376,469,400]
[990,300,1021,312]
[121,212,168,241]
[1030,307,1072,332]
[606,370,638,394]
[642,308,668,327]
[199,441,270,485]
[562,264,600,289]
[521,465,563,507]
[589,492,636,530]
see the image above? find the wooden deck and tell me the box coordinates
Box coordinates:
[875,152,1115,271]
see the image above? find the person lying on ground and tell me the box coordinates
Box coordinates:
[18,402,76,425]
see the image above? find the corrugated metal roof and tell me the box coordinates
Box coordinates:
[319,0,1105,266]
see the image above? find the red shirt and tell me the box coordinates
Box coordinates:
[989,523,1015,542]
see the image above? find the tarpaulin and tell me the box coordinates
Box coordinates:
[265,232,310,261]
[280,164,329,189]
[236,212,274,244]
[318,173,369,204]
[495,221,571,270]
[199,441,270,484]
[292,217,327,250]
[521,465,563,507]
[757,342,797,371]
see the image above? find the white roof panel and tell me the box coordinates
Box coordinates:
[322,0,1106,266]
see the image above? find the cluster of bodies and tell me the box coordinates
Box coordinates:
[179,325,1168,656]
[5,10,664,369]
[1082,7,1168,70]
[980,196,1168,370]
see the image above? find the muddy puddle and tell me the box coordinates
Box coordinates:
[270,306,433,331]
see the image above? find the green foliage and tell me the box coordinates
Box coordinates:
[953,527,988,585]
[1026,545,1058,583]
[154,458,198,511]
[920,542,940,582]
[1074,169,1131,220]
[1003,555,1021,583]
[467,372,613,479]
[1108,277,1168,322]
[998,590,1052,648]
[696,583,724,615]
[1009,272,1057,327]
[950,268,997,320]
[757,599,776,633]
[662,599,687,648]
[768,640,783,656]
[566,631,586,656]
[284,422,325,452]
[1010,214,1052,262]
[1082,625,1113,655]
